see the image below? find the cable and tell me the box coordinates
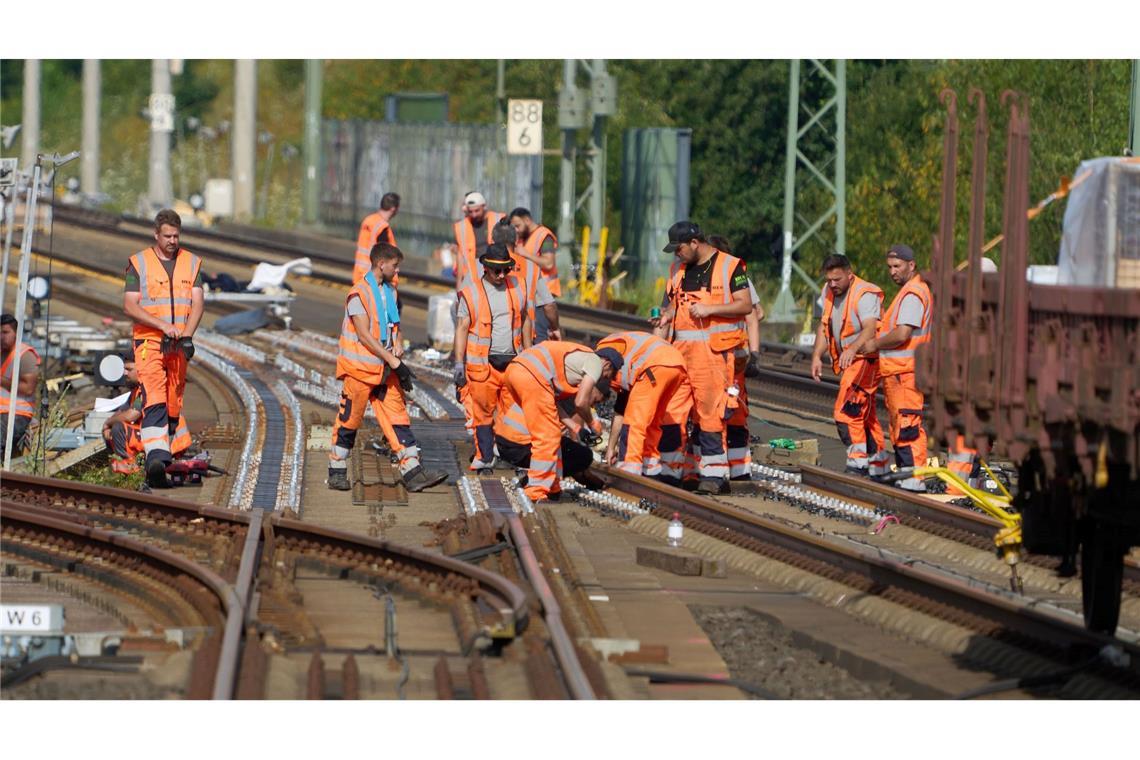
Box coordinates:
[622,666,780,700]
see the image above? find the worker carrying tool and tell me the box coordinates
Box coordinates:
[1,313,41,464]
[454,244,532,474]
[352,192,400,285]
[502,341,617,503]
[493,220,562,343]
[651,221,752,495]
[453,192,503,286]
[508,208,561,340]
[810,253,890,477]
[329,242,447,493]
[122,209,204,489]
[102,357,191,475]
[596,331,692,484]
[861,244,933,492]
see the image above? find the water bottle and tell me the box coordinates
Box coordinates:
[667,512,684,548]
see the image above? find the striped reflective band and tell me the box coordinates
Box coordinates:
[617,333,655,389]
[880,348,915,358]
[673,329,708,342]
[501,413,529,437]
[337,347,385,367]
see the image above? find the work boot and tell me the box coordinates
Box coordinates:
[402,465,448,493]
[844,466,870,478]
[730,474,753,482]
[695,477,726,495]
[146,459,171,489]
[654,474,683,489]
[476,468,494,477]
[327,469,351,491]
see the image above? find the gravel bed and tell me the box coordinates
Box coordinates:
[690,605,908,699]
[2,674,181,700]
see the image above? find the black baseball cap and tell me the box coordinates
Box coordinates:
[663,221,702,253]
[886,244,915,262]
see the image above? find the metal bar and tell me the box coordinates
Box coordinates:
[794,149,837,195]
[81,60,101,199]
[4,160,42,471]
[795,95,838,141]
[302,60,322,225]
[835,61,846,254]
[963,89,988,438]
[213,509,263,699]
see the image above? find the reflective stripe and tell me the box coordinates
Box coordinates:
[840,333,862,347]
[673,329,708,341]
[331,445,351,460]
[880,348,915,358]
[469,335,492,346]
[500,407,529,437]
[468,355,490,366]
[337,347,385,366]
[618,461,640,474]
[708,323,738,334]
[848,443,868,455]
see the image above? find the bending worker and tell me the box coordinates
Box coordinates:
[652,221,752,495]
[861,244,933,492]
[122,209,204,489]
[454,244,532,474]
[494,220,562,343]
[453,191,503,286]
[502,341,617,503]
[352,192,400,285]
[329,242,447,493]
[508,207,560,341]
[597,331,692,485]
[810,253,889,477]
[494,389,607,491]
[1,313,40,464]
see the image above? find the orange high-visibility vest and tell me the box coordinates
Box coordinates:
[596,331,687,392]
[129,247,202,343]
[353,212,397,285]
[821,275,884,373]
[512,341,592,400]
[336,276,396,384]
[878,274,932,377]
[666,251,747,353]
[510,251,542,328]
[0,342,40,418]
[453,211,503,285]
[459,273,527,382]
[521,225,560,297]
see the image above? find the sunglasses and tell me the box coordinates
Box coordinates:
[486,265,512,275]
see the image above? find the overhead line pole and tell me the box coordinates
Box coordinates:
[81,60,101,201]
[302,60,322,226]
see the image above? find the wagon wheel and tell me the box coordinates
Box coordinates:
[1081,524,1124,635]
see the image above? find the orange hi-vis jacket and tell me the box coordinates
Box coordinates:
[353,212,397,285]
[512,341,592,401]
[336,275,397,385]
[495,400,532,446]
[878,274,932,377]
[510,251,542,328]
[458,274,527,383]
[453,211,504,285]
[596,331,687,392]
[666,252,747,353]
[129,247,202,343]
[521,225,560,297]
[1,342,40,418]
[821,276,884,373]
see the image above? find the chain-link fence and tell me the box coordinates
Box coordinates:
[320,120,543,260]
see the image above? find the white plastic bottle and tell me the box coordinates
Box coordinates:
[667,512,684,548]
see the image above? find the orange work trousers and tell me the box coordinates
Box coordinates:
[503,362,562,502]
[134,338,188,468]
[615,365,691,477]
[834,358,888,475]
[466,364,507,469]
[676,342,735,480]
[882,371,927,473]
[331,373,419,476]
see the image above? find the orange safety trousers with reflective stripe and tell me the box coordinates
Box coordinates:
[330,373,419,474]
[882,372,927,471]
[503,362,563,501]
[134,340,187,462]
[833,358,888,473]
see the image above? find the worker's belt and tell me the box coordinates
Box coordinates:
[489,354,514,372]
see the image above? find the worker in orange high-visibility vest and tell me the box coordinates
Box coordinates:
[493,221,562,343]
[352,192,400,285]
[454,244,532,473]
[102,358,191,475]
[493,390,604,489]
[122,209,204,489]
[1,313,40,463]
[453,192,503,286]
[810,253,890,478]
[330,243,448,494]
[596,331,692,485]
[862,244,933,492]
[508,207,560,341]
[502,342,617,503]
[651,222,752,495]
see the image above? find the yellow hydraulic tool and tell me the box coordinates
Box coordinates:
[913,463,1024,593]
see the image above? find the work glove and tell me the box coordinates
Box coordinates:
[578,427,601,447]
[744,350,761,378]
[393,362,415,392]
[179,337,196,361]
[453,362,467,389]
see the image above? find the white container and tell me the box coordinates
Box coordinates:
[427,293,457,348]
[204,178,234,218]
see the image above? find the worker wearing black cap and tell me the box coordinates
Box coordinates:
[454,243,532,473]
[862,244,933,491]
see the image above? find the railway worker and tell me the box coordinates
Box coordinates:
[0,313,41,463]
[453,244,532,474]
[453,192,503,286]
[122,209,204,489]
[861,244,933,492]
[508,208,560,341]
[352,192,400,285]
[493,220,562,343]
[502,341,616,503]
[809,253,889,478]
[494,389,607,491]
[651,221,752,495]
[329,242,448,493]
[596,331,692,485]
[102,358,191,475]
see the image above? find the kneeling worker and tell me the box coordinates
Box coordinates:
[596,331,692,484]
[103,358,191,475]
[502,341,616,503]
[330,242,447,493]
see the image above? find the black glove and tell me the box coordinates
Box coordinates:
[578,427,601,447]
[744,350,761,378]
[453,363,467,389]
[179,337,195,361]
[393,361,415,392]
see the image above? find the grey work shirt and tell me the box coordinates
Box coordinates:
[1,350,36,385]
[564,351,603,387]
[896,293,925,329]
[457,280,517,355]
[830,290,881,345]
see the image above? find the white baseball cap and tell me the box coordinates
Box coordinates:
[464,191,487,207]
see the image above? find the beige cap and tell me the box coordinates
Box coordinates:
[464,191,487,207]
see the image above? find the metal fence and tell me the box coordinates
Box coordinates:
[319,120,543,260]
